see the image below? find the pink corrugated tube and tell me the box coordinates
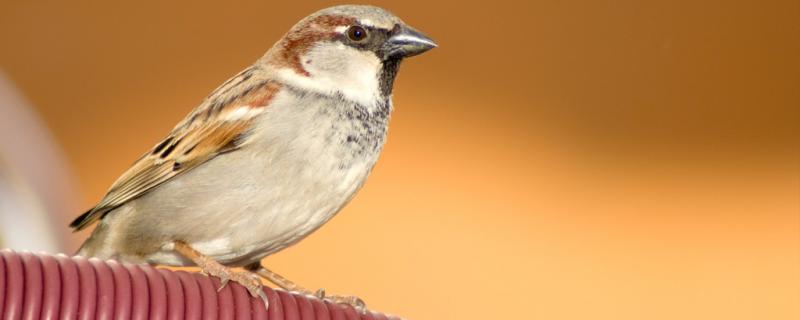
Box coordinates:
[0,249,398,320]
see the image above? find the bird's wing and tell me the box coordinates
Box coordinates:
[70,70,281,231]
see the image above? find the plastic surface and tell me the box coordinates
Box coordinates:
[0,250,398,319]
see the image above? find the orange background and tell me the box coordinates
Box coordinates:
[1,1,798,319]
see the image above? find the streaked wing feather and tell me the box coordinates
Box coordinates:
[70,76,280,231]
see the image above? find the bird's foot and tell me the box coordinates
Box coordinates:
[246,262,366,312]
[292,287,366,312]
[202,263,269,310]
[320,292,367,312]
[208,265,266,296]
[174,241,269,309]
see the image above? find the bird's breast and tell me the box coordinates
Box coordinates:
[250,88,389,189]
[182,89,389,263]
[129,88,392,266]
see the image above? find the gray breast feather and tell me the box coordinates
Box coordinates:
[104,88,391,266]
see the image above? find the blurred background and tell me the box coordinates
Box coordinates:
[0,0,797,319]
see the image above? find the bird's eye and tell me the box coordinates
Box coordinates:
[346,25,368,42]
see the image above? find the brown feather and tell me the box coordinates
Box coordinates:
[275,14,356,76]
[70,80,281,231]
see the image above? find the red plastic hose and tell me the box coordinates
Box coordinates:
[0,249,398,319]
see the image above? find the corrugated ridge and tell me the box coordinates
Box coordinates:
[0,249,399,320]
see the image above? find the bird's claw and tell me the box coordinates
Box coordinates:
[206,267,269,310]
[217,277,230,292]
[293,288,366,313]
[232,271,269,310]
[174,242,269,309]
[326,295,366,313]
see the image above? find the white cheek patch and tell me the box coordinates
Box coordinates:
[276,43,383,110]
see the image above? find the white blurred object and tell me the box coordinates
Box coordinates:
[0,71,78,253]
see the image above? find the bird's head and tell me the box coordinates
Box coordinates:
[261,5,436,109]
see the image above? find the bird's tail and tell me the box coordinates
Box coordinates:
[69,206,111,231]
[69,208,93,230]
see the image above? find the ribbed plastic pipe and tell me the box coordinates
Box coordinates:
[0,249,398,320]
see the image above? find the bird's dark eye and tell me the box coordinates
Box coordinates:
[346,25,368,42]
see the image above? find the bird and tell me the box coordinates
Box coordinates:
[68,4,435,311]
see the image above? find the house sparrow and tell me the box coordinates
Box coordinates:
[69,4,435,310]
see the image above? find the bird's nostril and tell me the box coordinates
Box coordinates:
[391,24,402,35]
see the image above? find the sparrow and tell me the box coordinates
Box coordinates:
[68,4,435,310]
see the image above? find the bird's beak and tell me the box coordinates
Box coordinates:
[381,25,437,60]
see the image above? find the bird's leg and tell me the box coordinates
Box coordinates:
[245,262,366,312]
[173,241,269,309]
